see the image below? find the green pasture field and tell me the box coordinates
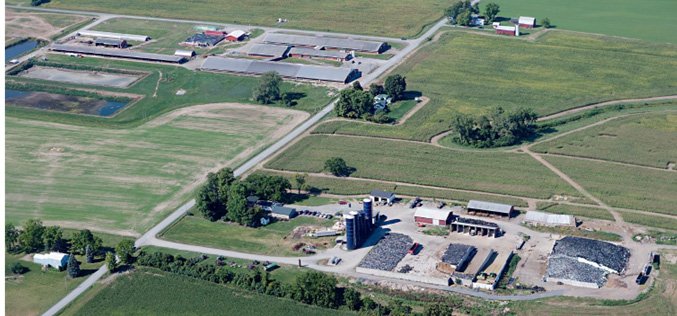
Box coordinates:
[161,215,335,257]
[5,103,307,235]
[91,18,224,55]
[313,31,677,141]
[509,260,677,315]
[59,269,355,316]
[7,54,331,128]
[265,135,583,200]
[537,203,614,221]
[532,113,677,169]
[387,100,418,121]
[544,156,677,216]
[5,254,86,316]
[488,0,677,43]
[45,0,449,38]
[620,211,677,232]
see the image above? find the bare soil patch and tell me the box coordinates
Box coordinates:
[19,66,144,88]
[5,9,88,40]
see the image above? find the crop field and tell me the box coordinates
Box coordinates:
[90,18,238,55]
[509,259,677,315]
[532,112,677,169]
[7,54,331,127]
[266,135,583,200]
[44,0,448,38]
[313,31,677,141]
[619,211,677,232]
[60,269,355,316]
[5,103,309,235]
[544,156,677,216]
[161,215,335,256]
[488,0,677,43]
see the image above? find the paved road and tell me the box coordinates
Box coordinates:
[42,265,108,316]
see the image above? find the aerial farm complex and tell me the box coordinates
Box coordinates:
[4,0,677,315]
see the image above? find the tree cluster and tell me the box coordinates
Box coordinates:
[335,75,405,123]
[31,0,50,7]
[136,251,414,314]
[384,74,407,101]
[334,87,373,119]
[445,0,479,26]
[451,107,537,148]
[253,72,282,104]
[6,219,67,253]
[196,168,291,224]
[324,157,352,177]
[484,3,501,23]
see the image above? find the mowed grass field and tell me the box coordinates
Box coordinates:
[488,0,677,43]
[5,104,308,235]
[60,269,355,316]
[162,215,335,256]
[533,112,677,169]
[91,18,234,55]
[544,156,677,216]
[7,54,331,128]
[44,0,450,37]
[313,31,677,141]
[265,135,583,200]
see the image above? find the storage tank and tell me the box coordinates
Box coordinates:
[363,198,373,227]
[344,214,356,250]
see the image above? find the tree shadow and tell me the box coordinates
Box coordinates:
[401,91,422,100]
[284,92,307,107]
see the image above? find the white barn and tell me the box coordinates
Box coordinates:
[34,252,70,269]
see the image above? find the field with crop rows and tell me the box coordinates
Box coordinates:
[488,0,677,43]
[544,156,677,216]
[45,0,448,38]
[532,112,677,169]
[266,135,583,200]
[313,31,677,141]
[60,269,355,316]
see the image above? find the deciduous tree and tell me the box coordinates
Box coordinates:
[226,182,251,225]
[18,219,45,253]
[115,239,135,264]
[42,226,63,252]
[105,252,117,273]
[197,172,227,221]
[484,3,500,23]
[294,271,339,308]
[71,229,102,256]
[253,71,282,104]
[294,173,307,194]
[324,157,351,177]
[384,74,406,101]
[5,223,20,253]
[541,17,552,28]
[369,83,385,96]
[423,303,453,316]
[343,287,362,310]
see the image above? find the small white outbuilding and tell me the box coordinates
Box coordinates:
[33,252,70,269]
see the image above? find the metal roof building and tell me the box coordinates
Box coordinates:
[200,56,358,83]
[264,33,385,53]
[518,16,536,28]
[289,47,351,60]
[439,243,477,272]
[525,211,575,226]
[77,30,150,42]
[467,200,514,217]
[34,252,70,269]
[270,205,297,220]
[370,190,396,204]
[183,33,224,47]
[246,44,290,58]
[414,207,453,226]
[50,44,186,63]
[174,49,196,57]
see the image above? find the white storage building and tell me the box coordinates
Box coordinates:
[33,252,70,269]
[77,30,150,42]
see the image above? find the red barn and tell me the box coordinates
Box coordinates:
[414,207,453,226]
[495,25,517,36]
[518,16,536,28]
[226,30,246,42]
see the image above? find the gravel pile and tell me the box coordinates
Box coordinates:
[358,233,413,271]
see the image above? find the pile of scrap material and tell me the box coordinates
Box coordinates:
[358,233,413,271]
[545,236,630,288]
[438,243,476,273]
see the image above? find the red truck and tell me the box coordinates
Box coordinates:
[408,242,420,255]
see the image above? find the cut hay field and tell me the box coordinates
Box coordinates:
[265,135,583,200]
[544,156,677,216]
[161,215,335,256]
[488,0,677,43]
[44,0,450,38]
[313,31,677,141]
[5,103,309,235]
[7,54,331,127]
[532,112,677,169]
[59,269,355,316]
[5,8,90,41]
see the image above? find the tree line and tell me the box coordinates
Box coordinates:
[450,107,537,148]
[136,251,453,315]
[334,74,407,123]
[195,168,292,223]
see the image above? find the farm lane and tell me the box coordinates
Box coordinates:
[536,95,677,122]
